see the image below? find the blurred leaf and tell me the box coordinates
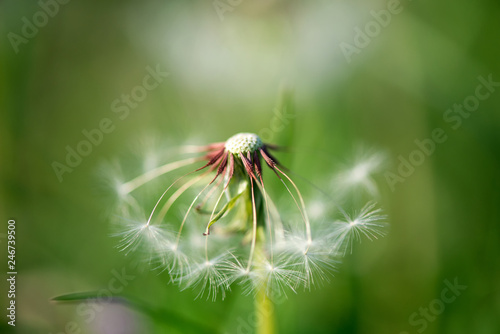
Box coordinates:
[52,292,219,334]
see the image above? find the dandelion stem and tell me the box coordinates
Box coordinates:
[255,284,276,334]
[253,235,276,334]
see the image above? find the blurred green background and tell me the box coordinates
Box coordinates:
[1,0,499,333]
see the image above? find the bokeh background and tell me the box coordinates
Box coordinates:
[1,0,499,333]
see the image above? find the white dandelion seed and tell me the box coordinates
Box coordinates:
[176,252,231,301]
[328,202,388,255]
[112,215,174,256]
[277,224,338,290]
[220,254,258,296]
[256,258,304,298]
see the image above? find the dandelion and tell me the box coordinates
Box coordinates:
[110,132,388,306]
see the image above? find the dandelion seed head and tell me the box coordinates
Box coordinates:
[225,133,263,154]
[109,134,389,300]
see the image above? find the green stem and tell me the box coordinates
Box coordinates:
[252,182,277,334]
[255,283,276,334]
[254,226,276,334]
